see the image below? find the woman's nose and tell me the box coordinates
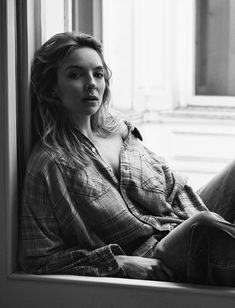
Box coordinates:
[85,83,96,91]
[85,75,96,91]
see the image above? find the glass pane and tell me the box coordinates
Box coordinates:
[196,0,235,96]
[41,0,72,43]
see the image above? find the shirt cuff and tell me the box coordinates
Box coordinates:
[88,244,127,277]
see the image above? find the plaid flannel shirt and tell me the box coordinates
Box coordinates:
[19,123,208,277]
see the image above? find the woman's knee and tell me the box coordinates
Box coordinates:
[190,211,224,228]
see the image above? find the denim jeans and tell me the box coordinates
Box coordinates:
[198,159,235,222]
[154,160,235,286]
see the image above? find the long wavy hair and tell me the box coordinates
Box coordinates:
[30,32,118,166]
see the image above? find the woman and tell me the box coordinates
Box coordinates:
[19,32,235,286]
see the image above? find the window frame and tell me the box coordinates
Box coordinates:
[181,0,235,108]
[0,0,18,276]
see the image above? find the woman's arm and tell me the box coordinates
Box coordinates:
[19,154,127,277]
[19,195,127,277]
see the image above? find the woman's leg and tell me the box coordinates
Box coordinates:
[198,159,235,222]
[188,221,235,286]
[154,211,235,285]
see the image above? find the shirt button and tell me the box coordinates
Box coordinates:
[91,147,96,153]
[107,266,113,272]
[108,167,112,173]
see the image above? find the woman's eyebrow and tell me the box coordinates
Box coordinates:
[65,65,83,72]
[94,66,104,72]
[65,65,104,71]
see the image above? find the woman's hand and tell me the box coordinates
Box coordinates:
[116,255,174,281]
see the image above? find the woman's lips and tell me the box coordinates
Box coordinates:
[82,96,98,101]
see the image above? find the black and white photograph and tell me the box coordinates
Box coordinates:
[1,1,235,307]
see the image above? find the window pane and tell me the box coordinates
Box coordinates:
[41,0,72,43]
[103,0,172,111]
[196,0,235,96]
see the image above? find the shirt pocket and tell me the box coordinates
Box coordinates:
[62,164,108,200]
[140,153,165,193]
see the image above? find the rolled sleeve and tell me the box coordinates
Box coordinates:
[88,244,127,277]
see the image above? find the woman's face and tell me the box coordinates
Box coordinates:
[55,47,106,122]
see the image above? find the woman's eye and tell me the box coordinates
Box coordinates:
[95,72,104,79]
[69,72,82,79]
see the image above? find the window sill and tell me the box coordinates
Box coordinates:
[9,271,235,297]
[158,106,235,121]
[122,106,235,125]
